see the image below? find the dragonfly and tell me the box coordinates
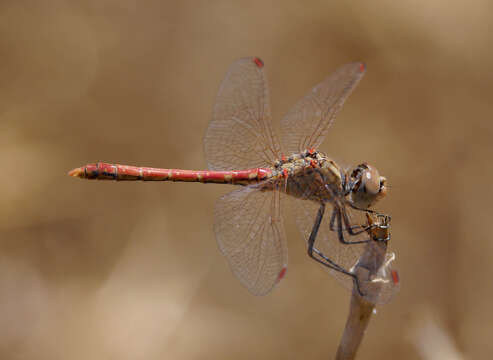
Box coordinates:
[69,57,399,304]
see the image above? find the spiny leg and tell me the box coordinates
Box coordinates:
[328,206,371,237]
[344,204,392,242]
[324,182,376,237]
[331,204,391,243]
[307,203,365,297]
[332,208,371,245]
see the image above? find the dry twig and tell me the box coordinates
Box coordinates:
[335,213,392,360]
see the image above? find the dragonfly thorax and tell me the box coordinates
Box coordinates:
[272,150,344,201]
[269,152,387,210]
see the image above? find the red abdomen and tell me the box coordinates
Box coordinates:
[69,162,272,185]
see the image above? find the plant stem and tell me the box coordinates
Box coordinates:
[335,213,390,360]
[335,289,375,360]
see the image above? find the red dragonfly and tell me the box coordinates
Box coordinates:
[69,57,399,304]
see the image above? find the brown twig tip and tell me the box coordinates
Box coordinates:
[335,213,397,360]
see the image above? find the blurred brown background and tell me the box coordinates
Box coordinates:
[0,0,491,359]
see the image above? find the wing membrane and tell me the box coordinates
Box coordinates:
[280,62,365,155]
[214,185,287,295]
[204,57,281,170]
[290,197,398,304]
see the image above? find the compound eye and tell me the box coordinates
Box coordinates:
[361,168,380,195]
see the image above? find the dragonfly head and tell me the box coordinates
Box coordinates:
[349,163,387,208]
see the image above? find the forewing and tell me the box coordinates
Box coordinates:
[280,62,365,155]
[204,57,281,170]
[214,186,288,295]
[290,197,398,304]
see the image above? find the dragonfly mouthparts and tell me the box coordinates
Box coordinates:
[68,167,84,178]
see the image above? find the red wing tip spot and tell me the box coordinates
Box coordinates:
[253,57,264,68]
[391,270,399,284]
[359,62,366,72]
[277,267,287,281]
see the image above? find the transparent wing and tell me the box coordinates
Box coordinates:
[292,198,365,289]
[214,185,288,295]
[290,197,398,304]
[280,62,365,155]
[204,57,281,171]
[354,248,400,305]
[353,212,400,304]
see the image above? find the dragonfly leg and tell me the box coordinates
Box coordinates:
[349,202,392,222]
[311,246,365,297]
[332,208,371,245]
[306,203,365,297]
[329,207,371,235]
[341,207,375,235]
[339,205,391,242]
[324,183,376,237]
[343,205,392,241]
